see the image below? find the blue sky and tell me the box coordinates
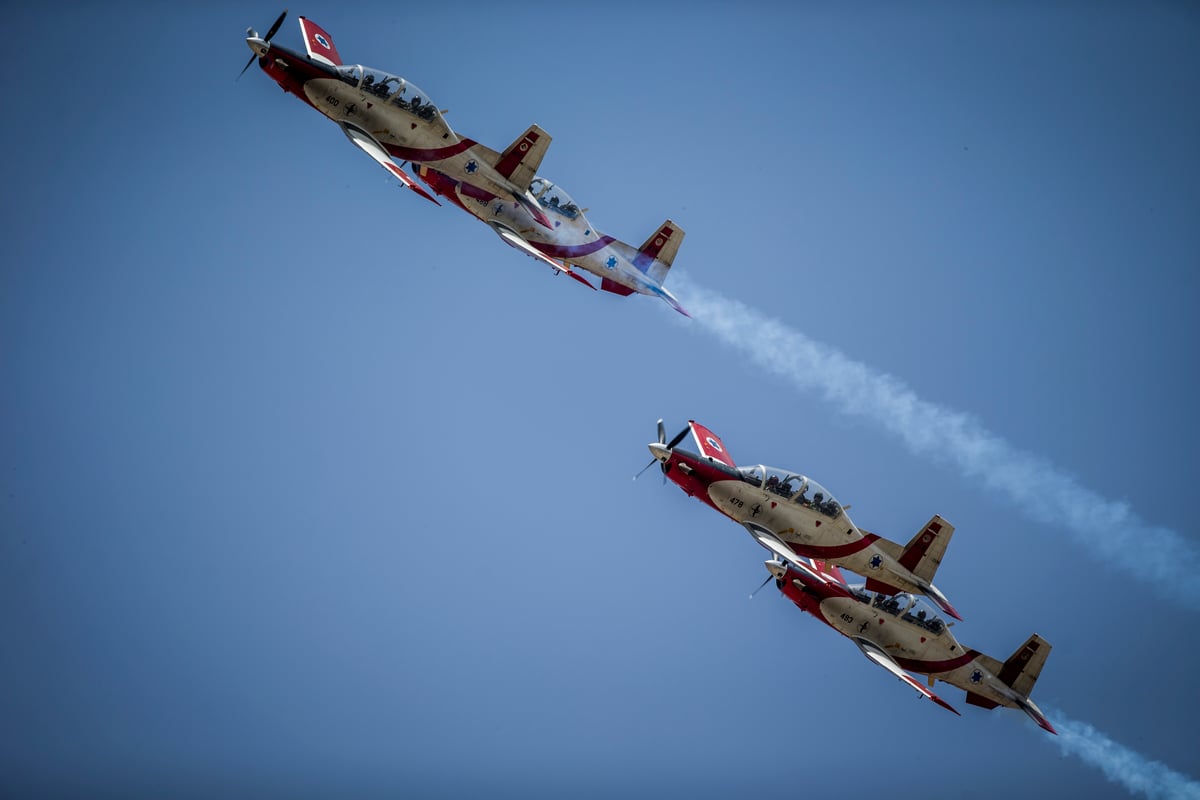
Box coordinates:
[2,3,1198,798]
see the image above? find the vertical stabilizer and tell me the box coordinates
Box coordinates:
[633,220,685,284]
[298,17,342,66]
[492,125,551,193]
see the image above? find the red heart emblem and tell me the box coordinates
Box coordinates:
[770,502,777,509]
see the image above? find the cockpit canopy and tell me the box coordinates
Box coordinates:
[866,592,947,635]
[529,177,580,219]
[736,465,842,519]
[335,65,440,121]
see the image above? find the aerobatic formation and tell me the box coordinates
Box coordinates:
[241,12,688,315]
[243,13,1055,735]
[640,420,1057,734]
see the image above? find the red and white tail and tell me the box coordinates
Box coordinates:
[897,515,955,585]
[965,634,1055,733]
[688,421,735,468]
[299,17,342,66]
[632,220,685,285]
[492,125,551,193]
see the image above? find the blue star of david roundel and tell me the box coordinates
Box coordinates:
[315,33,331,49]
[606,256,617,269]
[970,669,983,684]
[869,555,883,569]
[466,160,478,174]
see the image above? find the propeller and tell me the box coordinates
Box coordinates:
[239,9,288,79]
[749,573,774,600]
[633,419,690,481]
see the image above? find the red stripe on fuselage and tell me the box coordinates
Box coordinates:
[893,650,982,674]
[532,237,617,259]
[383,139,479,164]
[789,535,880,560]
[779,574,983,674]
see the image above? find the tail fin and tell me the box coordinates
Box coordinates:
[633,220,685,284]
[964,635,1055,732]
[492,125,551,192]
[998,634,1052,697]
[1002,634,1056,734]
[897,515,955,584]
[687,421,735,468]
[298,17,342,66]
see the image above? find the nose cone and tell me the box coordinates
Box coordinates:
[766,560,787,581]
[647,442,670,464]
[245,36,269,59]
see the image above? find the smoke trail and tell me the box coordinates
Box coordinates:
[669,276,1200,607]
[1045,707,1200,799]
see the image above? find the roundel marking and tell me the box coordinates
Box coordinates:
[922,533,933,544]
[655,237,664,247]
[519,142,529,151]
[315,33,331,49]
[705,436,723,452]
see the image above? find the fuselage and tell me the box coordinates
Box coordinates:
[660,445,929,595]
[415,166,667,297]
[776,562,1029,712]
[250,40,519,199]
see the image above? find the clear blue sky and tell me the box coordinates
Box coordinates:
[2,3,1198,798]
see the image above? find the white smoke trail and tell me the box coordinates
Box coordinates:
[1045,707,1200,799]
[669,276,1200,607]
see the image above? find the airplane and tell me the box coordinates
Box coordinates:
[641,420,963,620]
[240,12,557,228]
[754,542,1056,733]
[413,166,689,315]
[242,13,689,314]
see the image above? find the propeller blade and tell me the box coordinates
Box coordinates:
[749,574,773,599]
[665,426,689,450]
[633,458,658,481]
[238,53,257,79]
[263,9,288,42]
[656,419,666,445]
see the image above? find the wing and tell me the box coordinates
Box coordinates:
[339,123,441,207]
[852,637,961,716]
[489,224,596,290]
[743,523,834,587]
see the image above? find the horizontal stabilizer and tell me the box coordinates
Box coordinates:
[600,278,635,297]
[864,577,901,595]
[965,691,1000,710]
